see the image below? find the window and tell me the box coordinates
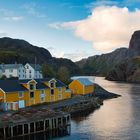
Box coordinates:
[29,84,35,90]
[19,91,24,98]
[40,91,45,102]
[9,69,13,73]
[29,75,31,78]
[19,69,20,72]
[30,92,34,98]
[51,89,54,95]
[50,82,55,88]
[26,66,29,69]
[58,93,62,99]
[41,90,45,94]
[58,88,62,92]
[29,70,31,73]
[40,96,45,102]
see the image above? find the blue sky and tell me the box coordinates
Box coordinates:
[0,0,140,61]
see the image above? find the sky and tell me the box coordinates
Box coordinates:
[0,0,140,61]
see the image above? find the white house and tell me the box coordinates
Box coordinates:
[24,63,43,79]
[0,64,26,79]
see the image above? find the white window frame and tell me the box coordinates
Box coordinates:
[40,90,46,103]
[41,90,45,94]
[29,83,35,90]
[58,93,62,100]
[19,91,24,98]
[58,87,62,92]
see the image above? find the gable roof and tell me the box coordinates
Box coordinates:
[56,79,66,87]
[19,79,49,90]
[30,64,42,71]
[0,78,66,93]
[39,78,66,87]
[0,80,28,93]
[76,78,93,86]
[0,64,23,70]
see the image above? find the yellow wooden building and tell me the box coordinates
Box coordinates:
[0,78,71,111]
[69,78,94,96]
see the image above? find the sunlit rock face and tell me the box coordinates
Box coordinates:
[129,30,140,57]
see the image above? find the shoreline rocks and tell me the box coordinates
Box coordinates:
[94,84,121,99]
[54,84,120,116]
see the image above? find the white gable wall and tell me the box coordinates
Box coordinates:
[25,63,35,79]
[35,71,43,79]
[18,66,26,79]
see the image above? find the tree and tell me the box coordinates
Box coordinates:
[57,66,70,84]
[42,63,55,78]
[0,75,7,80]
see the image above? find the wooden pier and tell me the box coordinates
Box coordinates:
[0,108,71,139]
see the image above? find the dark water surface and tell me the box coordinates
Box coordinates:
[57,77,140,140]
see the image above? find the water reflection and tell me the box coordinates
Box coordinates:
[68,77,140,140]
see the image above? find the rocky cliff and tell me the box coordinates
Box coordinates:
[77,30,140,83]
[106,31,140,83]
[76,48,128,76]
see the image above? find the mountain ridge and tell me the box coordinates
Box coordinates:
[0,37,80,76]
[76,47,129,75]
[1,30,140,83]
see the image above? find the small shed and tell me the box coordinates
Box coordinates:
[69,78,94,96]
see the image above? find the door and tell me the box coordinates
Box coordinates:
[58,93,62,100]
[18,100,25,108]
[40,93,45,103]
[7,103,11,110]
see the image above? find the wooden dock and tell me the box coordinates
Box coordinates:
[0,108,71,139]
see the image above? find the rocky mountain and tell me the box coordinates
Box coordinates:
[76,47,129,76]
[128,31,140,57]
[77,30,140,83]
[0,37,80,76]
[106,30,140,83]
[1,30,140,83]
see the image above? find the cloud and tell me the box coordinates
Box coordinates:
[3,16,23,21]
[53,51,65,58]
[47,47,54,50]
[0,8,23,22]
[63,50,91,61]
[86,0,119,10]
[23,3,46,18]
[52,49,91,61]
[57,6,140,52]
[0,32,7,37]
[48,22,63,30]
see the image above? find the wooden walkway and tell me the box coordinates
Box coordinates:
[0,108,71,139]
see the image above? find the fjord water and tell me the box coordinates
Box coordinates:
[57,77,140,140]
